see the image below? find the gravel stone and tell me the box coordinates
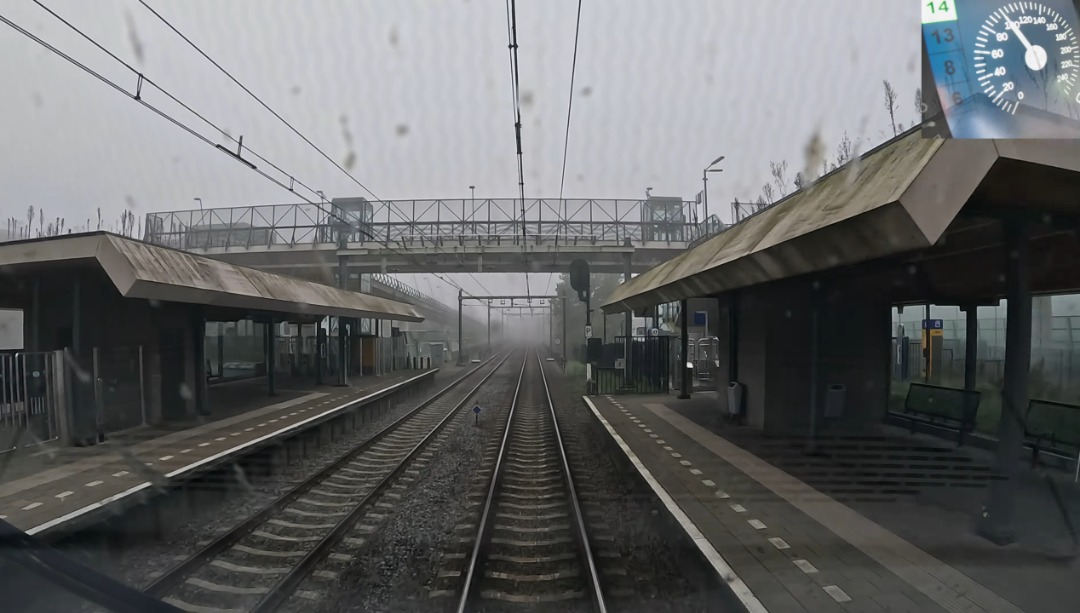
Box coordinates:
[307,360,519,613]
[543,362,736,612]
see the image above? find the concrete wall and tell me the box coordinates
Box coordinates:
[22,268,203,434]
[706,275,891,434]
[0,309,22,350]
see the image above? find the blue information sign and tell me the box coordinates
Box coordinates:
[922,319,944,330]
[473,405,481,414]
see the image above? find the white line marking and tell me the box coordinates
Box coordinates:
[198,442,210,447]
[731,504,746,513]
[793,559,818,574]
[643,428,652,433]
[679,460,692,466]
[648,434,658,438]
[112,471,129,477]
[22,502,42,510]
[582,396,767,613]
[258,423,267,427]
[690,468,703,475]
[823,585,852,602]
[180,449,191,454]
[85,481,103,488]
[663,446,673,451]
[715,490,730,499]
[244,428,254,432]
[25,372,436,538]
[748,519,767,530]
[671,452,682,458]
[656,440,665,444]
[214,437,226,442]
[768,537,790,550]
[159,455,174,461]
[56,491,74,500]
[702,479,716,487]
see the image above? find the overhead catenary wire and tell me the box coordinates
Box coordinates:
[8,3,473,304]
[550,0,584,296]
[503,0,530,297]
[133,0,409,223]
[133,0,488,303]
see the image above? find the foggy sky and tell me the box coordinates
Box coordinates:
[0,0,921,308]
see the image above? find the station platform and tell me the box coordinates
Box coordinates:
[0,369,439,541]
[584,393,1079,613]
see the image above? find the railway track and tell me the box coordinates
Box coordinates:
[143,350,517,613]
[455,350,606,612]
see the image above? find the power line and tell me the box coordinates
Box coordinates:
[132,1,487,304]
[503,0,530,298]
[555,0,583,247]
[134,0,396,217]
[28,0,333,215]
[550,0,584,297]
[0,9,319,213]
[10,3,472,306]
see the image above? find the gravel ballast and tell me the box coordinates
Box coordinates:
[10,368,465,613]
[305,358,520,613]
[543,361,736,612]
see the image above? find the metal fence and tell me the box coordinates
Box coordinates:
[0,351,62,453]
[143,199,709,251]
[595,336,672,394]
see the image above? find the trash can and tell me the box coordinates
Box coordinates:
[825,384,846,419]
[727,382,744,416]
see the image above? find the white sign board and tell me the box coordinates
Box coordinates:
[584,325,592,338]
[615,358,625,370]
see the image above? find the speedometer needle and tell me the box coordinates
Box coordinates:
[1005,15,1048,71]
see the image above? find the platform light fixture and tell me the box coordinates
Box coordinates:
[703,155,725,230]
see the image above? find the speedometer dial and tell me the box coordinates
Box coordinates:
[973,1,1079,115]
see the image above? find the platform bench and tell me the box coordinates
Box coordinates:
[1024,398,1080,467]
[893,382,981,446]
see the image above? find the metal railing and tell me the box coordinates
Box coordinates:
[143,199,705,251]
[1,351,61,453]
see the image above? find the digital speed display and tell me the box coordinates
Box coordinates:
[922,0,1080,138]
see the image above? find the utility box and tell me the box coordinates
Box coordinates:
[825,384,846,419]
[727,381,744,416]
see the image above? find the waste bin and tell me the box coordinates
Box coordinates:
[727,381,744,416]
[825,384,846,419]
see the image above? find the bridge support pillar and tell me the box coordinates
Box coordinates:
[623,251,633,373]
[336,254,348,386]
[457,289,465,366]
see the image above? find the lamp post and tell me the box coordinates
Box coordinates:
[469,185,476,235]
[194,197,203,210]
[702,155,725,233]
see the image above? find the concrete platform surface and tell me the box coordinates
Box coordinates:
[584,393,1078,613]
[0,369,438,539]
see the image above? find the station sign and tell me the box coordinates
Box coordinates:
[922,319,944,337]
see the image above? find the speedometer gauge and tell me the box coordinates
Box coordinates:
[922,0,1080,138]
[972,2,1079,115]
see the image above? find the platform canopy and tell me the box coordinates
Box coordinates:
[602,130,1080,314]
[0,232,424,322]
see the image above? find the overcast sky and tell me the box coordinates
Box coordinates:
[0,0,920,307]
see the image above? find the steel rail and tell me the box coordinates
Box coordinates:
[145,349,510,600]
[250,348,519,612]
[455,350,606,612]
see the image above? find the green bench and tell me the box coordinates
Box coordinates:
[894,382,981,446]
[1024,398,1080,467]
